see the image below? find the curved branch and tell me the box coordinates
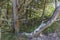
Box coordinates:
[20,5,60,37]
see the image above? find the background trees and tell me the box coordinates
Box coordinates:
[1,0,60,40]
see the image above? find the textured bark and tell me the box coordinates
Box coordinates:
[12,0,20,33]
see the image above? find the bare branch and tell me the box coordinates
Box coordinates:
[20,5,60,37]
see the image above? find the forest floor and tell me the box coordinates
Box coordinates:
[1,32,60,40]
[30,33,60,40]
[18,32,60,40]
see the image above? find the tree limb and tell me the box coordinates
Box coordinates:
[20,5,60,37]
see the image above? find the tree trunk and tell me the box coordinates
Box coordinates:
[12,0,20,33]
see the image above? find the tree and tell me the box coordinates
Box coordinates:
[18,0,60,37]
[1,0,60,39]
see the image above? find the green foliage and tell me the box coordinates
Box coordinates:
[45,4,54,17]
[0,0,60,40]
[20,2,55,32]
[1,0,55,33]
[1,0,60,40]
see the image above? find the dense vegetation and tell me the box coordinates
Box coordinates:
[1,0,54,33]
[1,0,60,40]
